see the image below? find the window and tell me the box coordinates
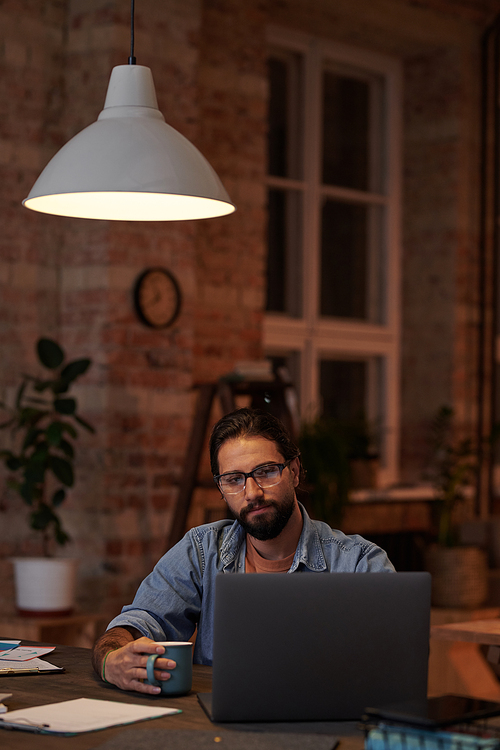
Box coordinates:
[264,29,402,486]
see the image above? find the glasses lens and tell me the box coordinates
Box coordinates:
[219,473,245,494]
[253,464,282,487]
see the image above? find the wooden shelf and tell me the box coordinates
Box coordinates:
[0,612,108,649]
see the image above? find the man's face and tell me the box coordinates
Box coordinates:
[216,435,300,541]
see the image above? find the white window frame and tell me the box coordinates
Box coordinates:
[264,27,402,487]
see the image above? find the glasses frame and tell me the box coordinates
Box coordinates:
[213,458,295,495]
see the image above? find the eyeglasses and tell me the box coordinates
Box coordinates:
[214,459,295,495]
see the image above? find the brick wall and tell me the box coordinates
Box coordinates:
[0,0,499,618]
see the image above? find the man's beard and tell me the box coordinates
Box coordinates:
[233,490,296,541]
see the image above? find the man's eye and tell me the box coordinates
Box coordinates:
[224,474,243,485]
[255,465,277,479]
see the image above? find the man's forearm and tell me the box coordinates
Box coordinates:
[91,626,141,678]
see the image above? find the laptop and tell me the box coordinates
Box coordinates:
[198,571,431,723]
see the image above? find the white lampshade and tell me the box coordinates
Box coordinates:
[23,65,235,221]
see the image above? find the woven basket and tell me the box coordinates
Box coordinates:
[424,545,488,608]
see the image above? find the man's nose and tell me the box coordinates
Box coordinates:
[245,476,264,499]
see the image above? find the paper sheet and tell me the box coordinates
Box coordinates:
[0,697,181,734]
[0,646,55,662]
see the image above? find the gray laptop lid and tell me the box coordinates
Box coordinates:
[209,572,431,723]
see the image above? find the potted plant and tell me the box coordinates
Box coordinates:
[299,417,352,526]
[0,337,94,616]
[343,414,380,490]
[424,405,488,608]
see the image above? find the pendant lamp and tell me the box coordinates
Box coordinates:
[23,3,235,221]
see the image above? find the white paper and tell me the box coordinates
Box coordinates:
[0,697,180,734]
[0,646,55,662]
[0,657,61,672]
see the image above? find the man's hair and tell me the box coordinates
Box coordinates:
[209,407,300,476]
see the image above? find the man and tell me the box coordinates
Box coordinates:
[92,407,394,693]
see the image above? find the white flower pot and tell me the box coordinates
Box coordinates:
[11,558,78,617]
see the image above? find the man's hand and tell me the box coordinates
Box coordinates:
[92,628,177,694]
[104,637,176,693]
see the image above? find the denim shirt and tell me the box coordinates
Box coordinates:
[107,503,394,665]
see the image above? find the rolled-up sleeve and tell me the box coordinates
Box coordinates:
[107,529,204,643]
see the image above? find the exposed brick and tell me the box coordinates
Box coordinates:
[0,0,496,616]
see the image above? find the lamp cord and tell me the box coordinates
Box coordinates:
[128,0,136,64]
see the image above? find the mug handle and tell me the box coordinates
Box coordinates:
[146,653,161,686]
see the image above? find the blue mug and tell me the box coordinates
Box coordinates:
[146,641,193,696]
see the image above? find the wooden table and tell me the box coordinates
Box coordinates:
[430,614,500,700]
[431,619,500,645]
[0,643,363,749]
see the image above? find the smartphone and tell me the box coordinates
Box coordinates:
[364,695,500,728]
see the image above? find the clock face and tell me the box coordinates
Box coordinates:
[134,268,182,329]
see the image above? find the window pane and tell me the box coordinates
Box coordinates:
[320,357,384,458]
[320,199,383,322]
[322,68,384,192]
[320,359,366,423]
[266,188,302,316]
[268,53,303,179]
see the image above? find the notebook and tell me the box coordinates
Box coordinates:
[198,571,431,723]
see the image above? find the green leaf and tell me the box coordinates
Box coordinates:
[24,462,45,484]
[30,503,55,531]
[28,444,49,464]
[22,428,43,451]
[46,421,64,446]
[55,525,70,546]
[60,422,77,439]
[74,414,96,434]
[61,358,91,383]
[6,455,22,471]
[37,338,64,369]
[52,488,66,507]
[20,481,37,504]
[52,379,69,394]
[59,439,74,458]
[49,455,74,486]
[54,398,76,415]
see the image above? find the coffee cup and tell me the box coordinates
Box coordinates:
[145,641,193,696]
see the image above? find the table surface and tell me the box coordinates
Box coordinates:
[431,619,500,645]
[0,642,365,750]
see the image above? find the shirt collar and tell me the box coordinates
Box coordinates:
[289,503,327,572]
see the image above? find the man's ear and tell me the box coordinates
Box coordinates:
[290,456,300,487]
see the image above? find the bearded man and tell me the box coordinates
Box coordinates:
[92,407,394,693]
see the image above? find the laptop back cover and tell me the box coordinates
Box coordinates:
[211,572,431,722]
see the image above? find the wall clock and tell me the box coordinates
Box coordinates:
[133,267,182,329]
